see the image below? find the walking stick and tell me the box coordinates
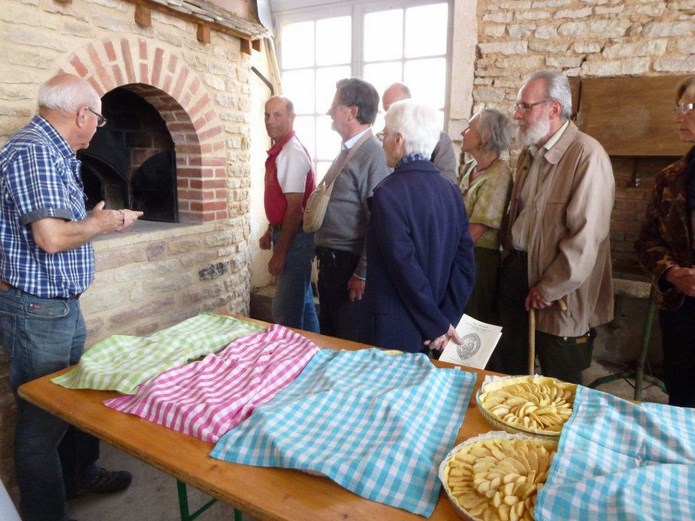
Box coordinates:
[528,298,569,376]
[528,308,536,375]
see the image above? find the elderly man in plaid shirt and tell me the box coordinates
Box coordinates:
[0,73,141,521]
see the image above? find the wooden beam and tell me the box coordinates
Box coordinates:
[252,39,262,52]
[197,24,211,44]
[134,4,152,28]
[240,39,251,55]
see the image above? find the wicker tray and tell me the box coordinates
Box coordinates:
[439,431,557,521]
[475,375,576,439]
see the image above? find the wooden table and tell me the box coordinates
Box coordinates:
[18,318,494,521]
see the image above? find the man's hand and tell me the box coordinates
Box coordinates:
[665,266,695,297]
[424,325,462,353]
[259,229,272,250]
[268,251,286,276]
[525,286,552,310]
[348,275,365,302]
[115,208,143,232]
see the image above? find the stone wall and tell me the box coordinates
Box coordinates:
[0,0,256,494]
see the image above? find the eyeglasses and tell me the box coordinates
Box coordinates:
[672,103,695,115]
[513,100,550,112]
[376,132,384,142]
[87,108,107,127]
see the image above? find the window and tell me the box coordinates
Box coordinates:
[276,1,450,179]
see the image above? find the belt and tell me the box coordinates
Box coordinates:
[0,279,81,300]
[269,221,304,233]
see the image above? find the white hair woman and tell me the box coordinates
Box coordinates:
[458,108,513,324]
[362,99,476,355]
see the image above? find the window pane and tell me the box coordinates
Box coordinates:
[364,9,403,62]
[315,160,333,183]
[281,21,314,69]
[316,17,351,66]
[404,58,446,109]
[316,66,351,115]
[404,3,448,58]
[363,62,403,106]
[282,69,315,114]
[316,115,341,160]
[294,116,316,159]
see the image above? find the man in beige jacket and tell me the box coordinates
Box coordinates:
[490,70,614,384]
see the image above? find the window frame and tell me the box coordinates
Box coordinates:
[273,0,452,175]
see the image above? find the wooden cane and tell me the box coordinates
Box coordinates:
[528,298,569,376]
[528,308,536,375]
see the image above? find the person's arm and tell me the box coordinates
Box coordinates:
[267,193,303,276]
[534,147,614,302]
[469,223,491,242]
[432,133,458,183]
[350,143,391,301]
[31,201,140,253]
[635,163,693,296]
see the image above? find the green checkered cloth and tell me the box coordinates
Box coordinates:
[53,313,263,394]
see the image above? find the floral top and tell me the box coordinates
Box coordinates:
[457,158,512,250]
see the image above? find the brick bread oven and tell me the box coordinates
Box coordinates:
[0,0,268,492]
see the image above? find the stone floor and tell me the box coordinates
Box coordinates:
[63,356,668,521]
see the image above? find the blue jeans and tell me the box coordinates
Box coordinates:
[271,229,319,333]
[0,286,99,521]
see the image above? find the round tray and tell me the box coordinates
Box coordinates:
[438,431,558,521]
[475,375,576,439]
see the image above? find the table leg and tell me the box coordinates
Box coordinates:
[176,480,243,521]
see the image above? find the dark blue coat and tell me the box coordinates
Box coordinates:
[363,159,475,353]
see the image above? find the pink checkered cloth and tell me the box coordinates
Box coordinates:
[104,324,320,442]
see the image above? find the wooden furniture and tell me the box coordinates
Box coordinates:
[576,75,692,156]
[18,318,494,521]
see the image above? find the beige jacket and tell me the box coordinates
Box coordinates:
[503,121,615,336]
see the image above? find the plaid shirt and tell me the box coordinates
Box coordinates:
[0,115,94,298]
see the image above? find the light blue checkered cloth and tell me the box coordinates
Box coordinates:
[536,385,695,521]
[211,348,476,517]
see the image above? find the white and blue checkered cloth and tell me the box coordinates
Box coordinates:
[210,348,477,517]
[536,385,695,521]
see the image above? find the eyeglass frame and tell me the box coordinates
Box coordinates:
[513,99,551,113]
[86,107,107,127]
[672,103,695,115]
[376,131,384,142]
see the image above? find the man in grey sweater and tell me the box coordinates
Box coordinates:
[314,78,391,341]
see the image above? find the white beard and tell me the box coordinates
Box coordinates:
[516,115,551,147]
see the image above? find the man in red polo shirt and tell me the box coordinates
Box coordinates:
[259,96,319,332]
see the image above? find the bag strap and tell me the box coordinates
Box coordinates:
[320,129,374,192]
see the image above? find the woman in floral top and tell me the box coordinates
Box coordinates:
[458,109,513,325]
[635,76,695,407]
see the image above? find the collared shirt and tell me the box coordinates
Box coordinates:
[264,131,315,225]
[0,115,94,298]
[512,120,570,251]
[342,127,371,150]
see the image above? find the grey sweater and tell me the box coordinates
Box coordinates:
[314,136,390,278]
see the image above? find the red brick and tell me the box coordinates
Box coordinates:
[121,40,136,83]
[152,47,164,86]
[104,40,116,62]
[172,68,189,101]
[70,56,88,77]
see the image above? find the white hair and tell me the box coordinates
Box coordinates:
[384,99,440,157]
[38,74,101,113]
[525,70,573,120]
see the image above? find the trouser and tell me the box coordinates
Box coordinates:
[465,247,501,325]
[0,286,100,521]
[659,296,695,407]
[271,228,319,333]
[490,251,594,384]
[315,246,364,342]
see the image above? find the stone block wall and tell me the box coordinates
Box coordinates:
[0,0,256,493]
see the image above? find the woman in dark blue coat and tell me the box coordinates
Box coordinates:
[363,100,476,354]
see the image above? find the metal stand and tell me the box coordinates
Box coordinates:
[588,287,666,401]
[176,480,243,521]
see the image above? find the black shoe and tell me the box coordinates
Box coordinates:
[67,467,132,499]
